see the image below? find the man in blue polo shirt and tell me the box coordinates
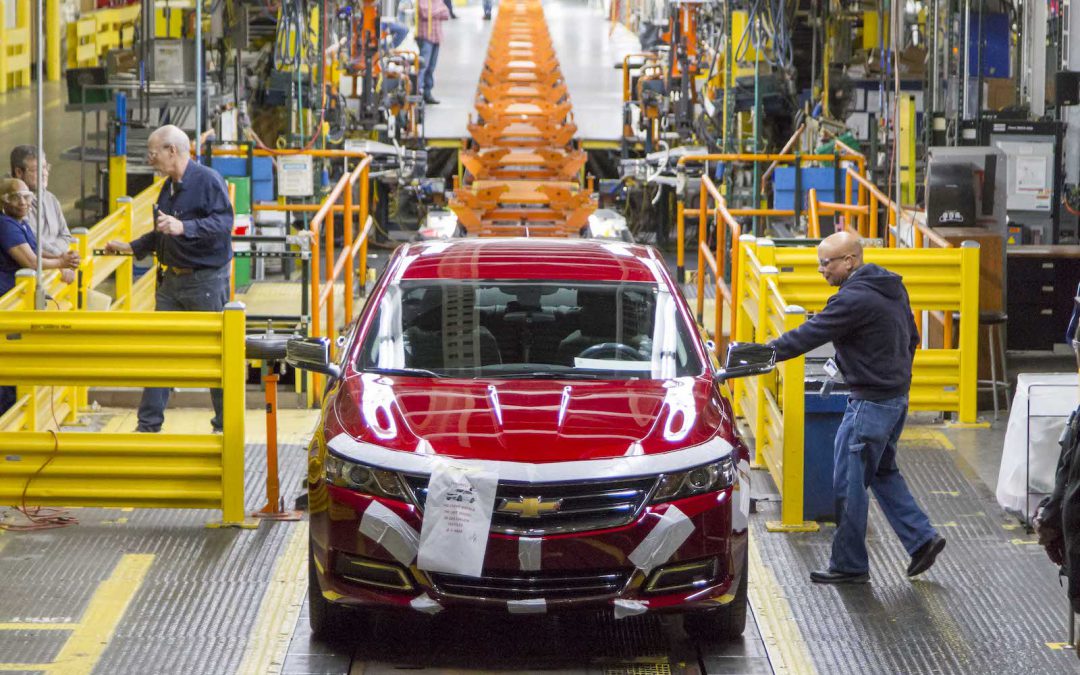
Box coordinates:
[106,125,233,433]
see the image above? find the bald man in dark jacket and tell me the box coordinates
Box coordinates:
[768,231,945,584]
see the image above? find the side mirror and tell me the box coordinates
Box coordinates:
[286,337,342,379]
[715,342,776,382]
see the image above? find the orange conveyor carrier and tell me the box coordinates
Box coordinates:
[450,0,597,236]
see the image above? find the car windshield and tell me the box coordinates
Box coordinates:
[356,280,705,380]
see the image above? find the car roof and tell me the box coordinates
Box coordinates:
[398,238,664,283]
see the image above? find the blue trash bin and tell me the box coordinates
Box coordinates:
[803,374,849,522]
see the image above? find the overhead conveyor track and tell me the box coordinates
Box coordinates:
[450,0,597,237]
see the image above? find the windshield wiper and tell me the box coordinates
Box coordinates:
[493,371,603,380]
[366,367,445,378]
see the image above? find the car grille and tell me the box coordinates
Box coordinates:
[429,569,631,600]
[403,475,656,535]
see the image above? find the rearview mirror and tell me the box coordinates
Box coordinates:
[286,337,342,379]
[715,342,776,382]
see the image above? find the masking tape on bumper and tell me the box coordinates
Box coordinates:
[519,537,542,571]
[628,505,694,575]
[507,598,547,614]
[359,500,420,566]
[613,599,648,619]
[410,593,444,615]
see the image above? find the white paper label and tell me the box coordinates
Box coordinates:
[417,462,498,577]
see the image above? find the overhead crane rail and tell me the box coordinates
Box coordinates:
[450,0,597,237]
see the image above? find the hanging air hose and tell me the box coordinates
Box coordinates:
[275,0,306,67]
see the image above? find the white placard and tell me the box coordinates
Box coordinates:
[277,154,314,197]
[417,462,498,577]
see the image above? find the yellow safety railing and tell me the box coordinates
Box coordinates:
[728,235,980,530]
[729,235,815,532]
[66,15,98,69]
[0,0,31,93]
[0,293,248,526]
[65,4,139,68]
[0,179,164,433]
[807,183,962,346]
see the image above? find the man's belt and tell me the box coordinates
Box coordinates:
[164,265,195,275]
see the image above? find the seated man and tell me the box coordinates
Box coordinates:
[0,177,79,416]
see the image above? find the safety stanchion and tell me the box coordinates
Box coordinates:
[247,331,302,521]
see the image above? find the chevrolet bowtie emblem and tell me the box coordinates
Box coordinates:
[497,496,562,518]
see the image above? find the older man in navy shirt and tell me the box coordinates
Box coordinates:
[106,124,233,433]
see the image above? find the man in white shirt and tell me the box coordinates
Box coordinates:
[11,145,73,257]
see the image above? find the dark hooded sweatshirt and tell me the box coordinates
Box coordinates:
[768,263,919,401]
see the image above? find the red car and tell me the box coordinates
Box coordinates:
[288,238,774,642]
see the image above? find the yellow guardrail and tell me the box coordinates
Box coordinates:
[728,236,814,532]
[66,15,98,69]
[727,235,980,530]
[0,291,248,526]
[0,180,164,433]
[0,0,31,93]
[66,4,139,69]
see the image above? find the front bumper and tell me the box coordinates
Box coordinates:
[310,483,748,615]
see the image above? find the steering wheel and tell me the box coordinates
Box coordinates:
[578,342,646,361]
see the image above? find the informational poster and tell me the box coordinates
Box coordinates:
[417,462,498,577]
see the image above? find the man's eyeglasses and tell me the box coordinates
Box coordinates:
[7,190,34,201]
[818,253,853,267]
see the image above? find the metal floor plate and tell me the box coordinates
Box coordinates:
[750,427,1080,674]
[0,441,310,675]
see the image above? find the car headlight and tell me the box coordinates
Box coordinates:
[651,456,736,503]
[325,454,407,499]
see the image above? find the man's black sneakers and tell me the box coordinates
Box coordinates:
[907,535,946,577]
[810,569,870,584]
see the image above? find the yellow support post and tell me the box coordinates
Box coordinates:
[767,305,820,532]
[0,0,9,95]
[109,155,128,213]
[731,234,756,418]
[115,196,134,310]
[957,241,981,424]
[217,302,249,527]
[753,257,776,455]
[46,0,59,81]
[900,94,916,205]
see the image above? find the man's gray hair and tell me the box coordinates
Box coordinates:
[10,145,38,175]
[151,125,192,154]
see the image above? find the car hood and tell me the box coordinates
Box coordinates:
[328,374,729,463]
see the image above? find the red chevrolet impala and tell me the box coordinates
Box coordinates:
[288,238,773,642]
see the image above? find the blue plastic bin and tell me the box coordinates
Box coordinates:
[773,167,843,211]
[209,156,275,203]
[803,382,849,522]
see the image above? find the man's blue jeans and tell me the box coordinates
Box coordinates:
[137,266,229,433]
[830,395,938,574]
[417,39,440,98]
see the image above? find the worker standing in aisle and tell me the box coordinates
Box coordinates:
[416,0,450,105]
[105,125,234,434]
[767,231,947,584]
